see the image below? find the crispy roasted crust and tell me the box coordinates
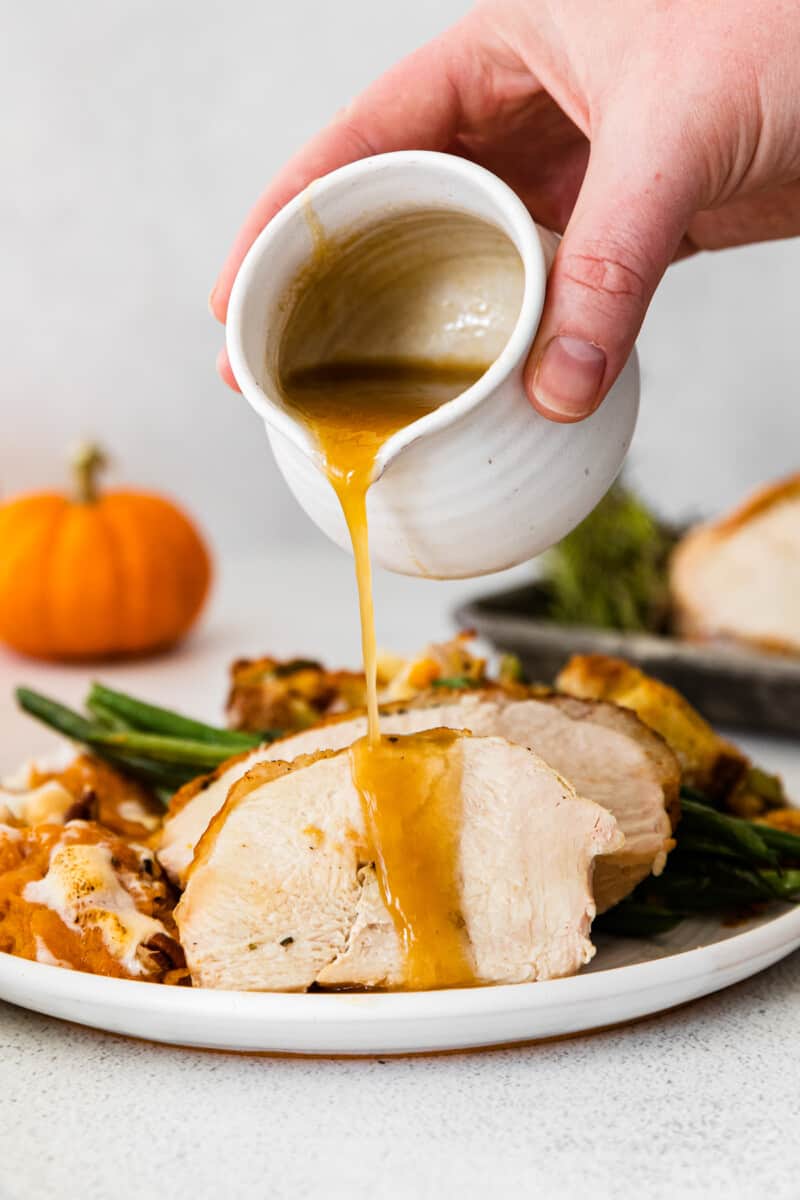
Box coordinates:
[166,748,255,819]
[556,654,747,799]
[171,686,502,824]
[185,758,298,883]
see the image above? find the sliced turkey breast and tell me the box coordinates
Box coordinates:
[670,474,800,655]
[175,733,622,991]
[159,689,678,910]
[158,747,267,885]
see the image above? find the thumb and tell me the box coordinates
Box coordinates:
[525,136,697,422]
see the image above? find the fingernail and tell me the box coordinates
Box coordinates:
[531,335,606,420]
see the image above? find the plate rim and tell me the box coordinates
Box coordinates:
[2,902,799,1026]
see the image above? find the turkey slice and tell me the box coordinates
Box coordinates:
[175,733,622,991]
[158,689,679,911]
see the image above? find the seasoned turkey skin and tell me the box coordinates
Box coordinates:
[670,473,800,656]
[175,734,622,991]
[158,689,679,911]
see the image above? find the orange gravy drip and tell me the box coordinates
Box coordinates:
[280,359,486,988]
[351,729,474,989]
[281,361,484,741]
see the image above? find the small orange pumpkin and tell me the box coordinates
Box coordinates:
[0,445,212,660]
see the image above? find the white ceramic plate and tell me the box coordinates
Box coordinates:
[2,905,798,1055]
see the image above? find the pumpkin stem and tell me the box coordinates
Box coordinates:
[71,442,108,504]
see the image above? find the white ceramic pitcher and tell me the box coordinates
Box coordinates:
[226,151,639,578]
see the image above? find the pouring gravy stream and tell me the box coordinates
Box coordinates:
[278,208,522,989]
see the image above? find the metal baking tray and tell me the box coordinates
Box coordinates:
[456,583,800,737]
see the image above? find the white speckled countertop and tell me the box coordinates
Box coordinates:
[2,547,800,1200]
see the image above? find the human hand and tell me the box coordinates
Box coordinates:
[211,0,800,421]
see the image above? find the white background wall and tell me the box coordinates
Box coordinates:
[3,0,799,558]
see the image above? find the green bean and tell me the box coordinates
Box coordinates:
[86,698,136,732]
[680,798,779,867]
[759,869,800,901]
[16,688,97,742]
[88,729,241,768]
[756,823,800,862]
[16,686,221,795]
[595,902,686,937]
[88,682,261,748]
[668,836,744,862]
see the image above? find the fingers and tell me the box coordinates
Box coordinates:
[210,31,468,325]
[525,132,699,422]
[216,347,239,393]
[688,178,800,251]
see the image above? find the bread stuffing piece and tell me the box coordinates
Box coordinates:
[225,634,489,732]
[376,631,488,702]
[0,820,183,981]
[226,656,367,732]
[176,734,622,991]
